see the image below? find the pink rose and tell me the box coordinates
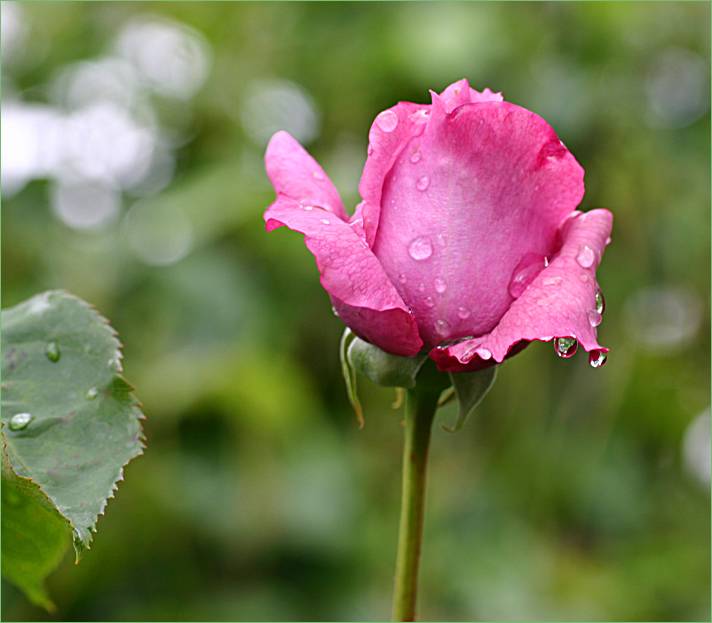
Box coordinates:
[264,79,612,372]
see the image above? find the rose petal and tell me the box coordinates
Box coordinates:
[371,96,585,347]
[264,197,423,357]
[439,78,504,113]
[265,131,348,221]
[430,209,613,372]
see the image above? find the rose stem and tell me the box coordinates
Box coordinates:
[391,385,439,622]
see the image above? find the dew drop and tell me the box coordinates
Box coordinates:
[435,319,450,336]
[424,296,435,308]
[588,310,602,327]
[398,273,407,284]
[416,175,430,191]
[576,245,595,268]
[303,205,314,211]
[86,387,99,400]
[554,337,578,359]
[312,170,324,181]
[478,347,492,360]
[375,109,398,133]
[595,289,606,314]
[320,218,330,225]
[457,307,471,319]
[410,151,421,164]
[508,253,546,298]
[408,236,433,261]
[434,277,447,294]
[543,276,562,286]
[45,341,61,362]
[9,412,32,431]
[589,350,608,368]
[418,282,426,293]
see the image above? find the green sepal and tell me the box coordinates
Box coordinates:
[346,335,428,389]
[339,329,364,428]
[443,366,498,432]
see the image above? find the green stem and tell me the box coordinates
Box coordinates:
[392,386,439,622]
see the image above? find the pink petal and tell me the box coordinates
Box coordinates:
[371,96,585,347]
[429,209,613,372]
[439,78,504,113]
[264,197,423,357]
[265,131,348,221]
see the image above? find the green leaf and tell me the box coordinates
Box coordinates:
[1,453,68,611]
[339,328,364,428]
[444,366,498,432]
[346,336,427,389]
[1,290,144,562]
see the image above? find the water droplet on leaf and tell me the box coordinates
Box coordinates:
[86,387,99,400]
[9,412,32,431]
[576,245,595,268]
[375,109,398,133]
[45,341,61,362]
[554,337,578,359]
[408,236,433,261]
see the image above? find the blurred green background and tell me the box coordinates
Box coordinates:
[2,2,710,620]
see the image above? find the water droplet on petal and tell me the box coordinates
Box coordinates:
[435,319,449,336]
[424,296,435,308]
[320,218,330,225]
[9,412,32,431]
[398,273,407,284]
[508,253,547,298]
[416,175,430,191]
[434,277,447,294]
[418,282,426,293]
[478,347,492,360]
[86,387,99,400]
[554,337,578,359]
[589,350,608,368]
[410,151,421,164]
[375,109,398,133]
[45,341,61,362]
[457,307,471,319]
[576,245,595,268]
[579,273,590,283]
[588,310,603,327]
[543,276,562,286]
[312,170,324,181]
[595,289,606,314]
[303,205,314,211]
[408,236,433,261]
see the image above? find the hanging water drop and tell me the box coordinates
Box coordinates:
[595,289,605,314]
[589,350,608,368]
[46,341,61,362]
[478,347,492,360]
[408,236,433,261]
[86,387,99,400]
[554,337,578,359]
[576,245,595,268]
[9,412,32,431]
[434,277,447,294]
[416,175,430,191]
[375,109,398,133]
